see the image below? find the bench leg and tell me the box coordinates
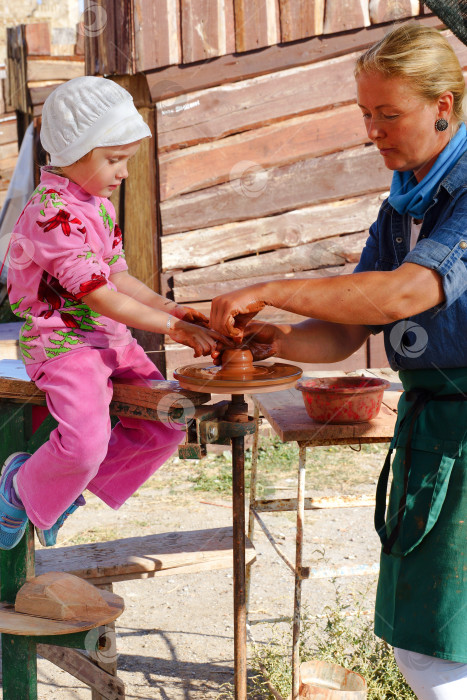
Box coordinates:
[2,634,37,699]
[91,584,120,700]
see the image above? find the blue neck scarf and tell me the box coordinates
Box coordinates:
[388,122,467,219]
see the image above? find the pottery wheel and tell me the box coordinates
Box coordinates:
[174,348,303,394]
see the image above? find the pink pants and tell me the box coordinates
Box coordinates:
[16,341,184,529]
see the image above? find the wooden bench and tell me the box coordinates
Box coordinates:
[0,362,256,699]
[33,527,255,700]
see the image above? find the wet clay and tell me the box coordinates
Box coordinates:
[173,347,303,395]
[217,348,263,380]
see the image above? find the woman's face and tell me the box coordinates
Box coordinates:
[356,71,452,182]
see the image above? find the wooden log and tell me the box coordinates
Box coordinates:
[172,231,368,287]
[369,0,420,24]
[134,0,181,70]
[0,116,18,146]
[279,0,325,41]
[156,52,359,152]
[38,645,125,700]
[24,23,51,56]
[172,264,357,303]
[0,142,18,161]
[323,0,370,34]
[181,0,235,62]
[161,193,383,270]
[233,0,279,52]
[160,145,392,234]
[29,83,63,107]
[7,26,28,114]
[145,15,444,102]
[159,103,368,199]
[27,57,85,82]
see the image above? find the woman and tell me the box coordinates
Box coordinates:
[210,24,467,700]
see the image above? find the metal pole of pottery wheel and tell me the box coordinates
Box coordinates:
[226,394,249,699]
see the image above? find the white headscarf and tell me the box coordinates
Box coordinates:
[40,76,151,166]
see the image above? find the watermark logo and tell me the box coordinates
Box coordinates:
[156,393,195,430]
[2,234,36,271]
[79,2,108,38]
[230,160,268,199]
[85,626,119,665]
[156,81,191,118]
[389,320,428,359]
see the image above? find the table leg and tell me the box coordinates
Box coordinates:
[292,444,307,699]
[246,403,260,614]
[232,433,247,700]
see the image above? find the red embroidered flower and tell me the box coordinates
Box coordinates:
[78,272,107,296]
[37,210,83,236]
[60,312,80,329]
[112,224,122,249]
[37,271,79,317]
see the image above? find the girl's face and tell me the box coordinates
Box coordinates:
[61,140,142,197]
[356,72,453,182]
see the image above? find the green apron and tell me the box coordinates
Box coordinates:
[374,367,467,661]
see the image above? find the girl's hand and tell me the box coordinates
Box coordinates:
[168,319,228,358]
[169,304,209,328]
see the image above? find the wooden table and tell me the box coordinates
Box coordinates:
[248,369,400,699]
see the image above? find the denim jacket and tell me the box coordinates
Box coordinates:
[354,151,467,370]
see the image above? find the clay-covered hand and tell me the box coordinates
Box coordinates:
[242,321,280,361]
[168,319,228,358]
[210,288,266,341]
[211,321,279,365]
[171,304,210,328]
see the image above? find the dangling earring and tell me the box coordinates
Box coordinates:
[435,118,449,131]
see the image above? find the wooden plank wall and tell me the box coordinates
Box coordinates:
[86,0,426,74]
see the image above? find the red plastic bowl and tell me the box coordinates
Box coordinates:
[296,376,390,424]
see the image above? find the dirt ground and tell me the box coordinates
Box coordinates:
[0,442,387,699]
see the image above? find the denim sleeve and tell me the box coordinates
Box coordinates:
[352,220,384,334]
[403,196,467,309]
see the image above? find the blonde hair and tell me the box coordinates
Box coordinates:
[46,150,94,177]
[355,23,466,123]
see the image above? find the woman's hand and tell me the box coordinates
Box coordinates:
[210,286,266,341]
[211,321,280,364]
[171,304,210,328]
[168,319,231,358]
[242,321,281,360]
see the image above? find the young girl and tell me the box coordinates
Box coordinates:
[0,76,222,550]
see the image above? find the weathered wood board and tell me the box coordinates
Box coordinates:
[181,0,235,62]
[161,194,383,270]
[233,0,279,52]
[160,146,391,234]
[323,0,370,34]
[36,527,256,585]
[156,52,360,152]
[172,231,368,287]
[279,0,325,41]
[159,104,368,200]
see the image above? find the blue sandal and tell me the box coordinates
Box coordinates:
[36,494,86,547]
[0,452,30,550]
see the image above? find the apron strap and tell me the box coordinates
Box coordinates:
[375,389,433,556]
